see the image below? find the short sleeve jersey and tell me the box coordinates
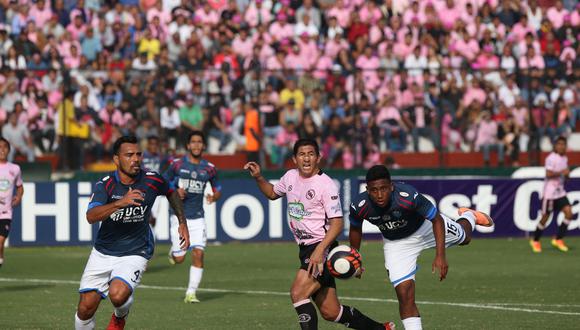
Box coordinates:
[349,182,438,240]
[163,157,221,219]
[142,151,167,173]
[273,169,343,245]
[87,170,170,259]
[0,162,22,220]
[543,152,568,200]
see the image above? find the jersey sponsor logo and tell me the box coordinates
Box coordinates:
[110,205,149,222]
[358,200,366,207]
[179,169,190,174]
[392,210,402,218]
[179,178,205,194]
[111,194,124,200]
[191,171,198,179]
[0,179,11,191]
[288,202,312,220]
[145,171,158,176]
[101,176,110,182]
[399,192,409,197]
[298,314,311,322]
[306,189,316,200]
[378,219,407,231]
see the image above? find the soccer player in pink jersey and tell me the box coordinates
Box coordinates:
[0,137,24,268]
[245,139,394,330]
[530,136,574,253]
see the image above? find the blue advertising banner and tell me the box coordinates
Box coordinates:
[7,178,580,246]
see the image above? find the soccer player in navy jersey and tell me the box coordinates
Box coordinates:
[142,135,168,228]
[74,136,190,330]
[349,165,494,330]
[164,131,222,303]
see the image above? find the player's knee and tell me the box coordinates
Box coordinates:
[289,287,308,303]
[173,254,186,264]
[77,302,97,319]
[320,308,339,322]
[109,293,129,307]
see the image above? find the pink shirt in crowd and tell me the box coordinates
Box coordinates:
[543,152,568,200]
[475,119,498,148]
[0,162,22,220]
[327,7,350,28]
[273,169,343,246]
[546,7,569,29]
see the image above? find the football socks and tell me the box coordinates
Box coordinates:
[402,316,422,330]
[556,219,571,240]
[74,313,95,330]
[533,223,546,241]
[337,305,385,329]
[187,266,203,295]
[293,299,318,329]
[114,295,133,319]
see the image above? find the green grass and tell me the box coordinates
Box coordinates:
[1,237,580,329]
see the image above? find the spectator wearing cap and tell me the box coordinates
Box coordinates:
[546,0,570,30]
[269,12,294,42]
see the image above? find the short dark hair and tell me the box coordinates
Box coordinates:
[293,138,319,156]
[0,137,10,151]
[187,130,206,144]
[366,165,391,183]
[554,136,567,144]
[113,135,138,155]
[147,135,159,142]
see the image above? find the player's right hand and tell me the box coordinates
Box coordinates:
[243,162,261,178]
[119,188,144,207]
[355,266,365,279]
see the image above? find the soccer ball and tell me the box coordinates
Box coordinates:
[326,245,362,279]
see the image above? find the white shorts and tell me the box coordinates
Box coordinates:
[383,214,466,287]
[170,215,206,257]
[79,248,148,298]
[150,196,164,220]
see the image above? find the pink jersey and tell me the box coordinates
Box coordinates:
[274,169,342,245]
[543,152,568,200]
[0,162,22,220]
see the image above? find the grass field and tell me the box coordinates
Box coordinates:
[1,237,580,329]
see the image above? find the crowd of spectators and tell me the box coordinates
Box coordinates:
[0,0,578,169]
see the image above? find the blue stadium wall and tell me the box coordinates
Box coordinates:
[7,173,580,246]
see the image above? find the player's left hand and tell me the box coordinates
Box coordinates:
[11,195,21,207]
[432,255,448,281]
[178,222,190,251]
[206,194,216,204]
[307,246,325,278]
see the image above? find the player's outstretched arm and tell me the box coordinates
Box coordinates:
[431,213,448,281]
[349,225,363,251]
[86,188,144,224]
[167,190,190,250]
[244,162,280,200]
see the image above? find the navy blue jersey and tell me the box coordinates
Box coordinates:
[163,157,221,219]
[87,170,170,259]
[142,151,167,173]
[349,182,437,240]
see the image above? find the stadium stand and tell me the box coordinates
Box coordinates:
[0,0,578,170]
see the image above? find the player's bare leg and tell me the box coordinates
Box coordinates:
[552,205,573,252]
[531,213,550,252]
[0,235,6,267]
[75,291,102,330]
[290,269,323,329]
[395,280,421,330]
[106,279,133,330]
[313,286,392,329]
[185,248,204,303]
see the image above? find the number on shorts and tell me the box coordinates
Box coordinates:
[446,222,459,237]
[131,270,141,283]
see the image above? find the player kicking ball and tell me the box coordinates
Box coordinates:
[245,139,395,330]
[349,165,493,330]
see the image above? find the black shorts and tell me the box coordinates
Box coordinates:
[541,196,571,214]
[0,219,11,237]
[298,241,338,289]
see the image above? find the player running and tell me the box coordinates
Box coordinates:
[245,139,394,330]
[0,138,23,268]
[75,136,190,330]
[349,165,493,330]
[530,136,574,253]
[163,131,222,303]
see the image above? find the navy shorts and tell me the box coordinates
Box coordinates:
[298,241,338,289]
[541,196,571,214]
[0,219,11,237]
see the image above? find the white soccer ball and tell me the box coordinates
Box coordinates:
[326,245,362,280]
